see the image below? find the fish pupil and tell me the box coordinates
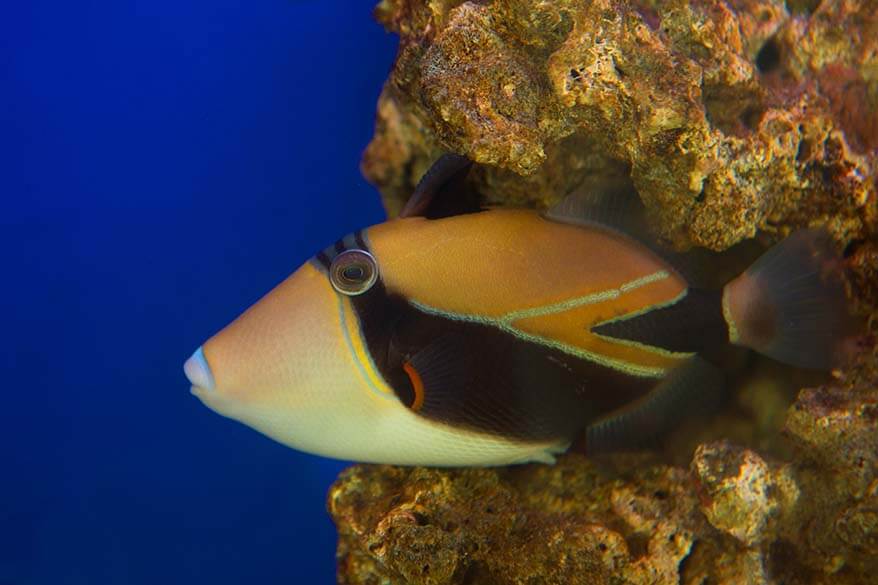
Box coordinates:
[343,264,366,282]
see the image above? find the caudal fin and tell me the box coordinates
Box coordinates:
[722,229,859,370]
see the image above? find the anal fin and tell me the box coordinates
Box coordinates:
[584,356,724,455]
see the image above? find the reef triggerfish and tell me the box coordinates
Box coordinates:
[185,154,858,466]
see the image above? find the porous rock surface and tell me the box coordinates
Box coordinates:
[362,0,877,250]
[331,1,878,583]
[331,379,878,583]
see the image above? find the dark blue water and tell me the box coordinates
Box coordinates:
[1,2,396,583]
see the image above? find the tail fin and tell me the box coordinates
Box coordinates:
[722,229,858,370]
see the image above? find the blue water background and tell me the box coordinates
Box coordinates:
[2,2,397,583]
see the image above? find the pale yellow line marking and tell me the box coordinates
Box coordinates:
[411,270,678,379]
[503,271,670,323]
[338,295,395,400]
[722,286,740,344]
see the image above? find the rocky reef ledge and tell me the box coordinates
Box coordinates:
[331,1,878,583]
[330,381,878,584]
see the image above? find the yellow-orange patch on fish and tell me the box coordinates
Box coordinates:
[402,361,425,411]
[369,210,690,377]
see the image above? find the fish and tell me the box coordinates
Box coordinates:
[184,154,859,466]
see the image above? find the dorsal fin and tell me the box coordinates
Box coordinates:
[545,184,724,288]
[544,181,650,237]
[399,153,478,219]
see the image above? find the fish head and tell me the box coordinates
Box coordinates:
[185,218,570,466]
[184,240,402,461]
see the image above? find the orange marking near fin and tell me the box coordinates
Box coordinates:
[402,361,425,411]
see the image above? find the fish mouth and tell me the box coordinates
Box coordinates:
[184,346,215,393]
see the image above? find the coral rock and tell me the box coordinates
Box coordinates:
[364,0,877,250]
[329,457,714,585]
[691,441,797,546]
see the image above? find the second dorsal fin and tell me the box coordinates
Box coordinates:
[546,184,723,289]
[544,181,650,237]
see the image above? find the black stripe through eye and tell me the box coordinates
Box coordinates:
[315,251,332,270]
[334,240,346,254]
[354,230,368,252]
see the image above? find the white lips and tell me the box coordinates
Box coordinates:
[184,346,215,392]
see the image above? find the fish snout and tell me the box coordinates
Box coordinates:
[184,346,215,393]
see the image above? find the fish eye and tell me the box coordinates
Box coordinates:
[330,249,378,296]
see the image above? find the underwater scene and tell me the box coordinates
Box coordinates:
[5,1,878,584]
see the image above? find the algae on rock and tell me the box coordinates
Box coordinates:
[334,1,878,583]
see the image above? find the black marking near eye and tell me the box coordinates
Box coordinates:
[354,230,368,251]
[310,230,373,274]
[314,251,332,271]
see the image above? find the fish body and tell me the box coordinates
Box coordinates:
[186,157,857,466]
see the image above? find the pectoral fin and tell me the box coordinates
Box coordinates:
[403,334,472,413]
[393,328,582,443]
